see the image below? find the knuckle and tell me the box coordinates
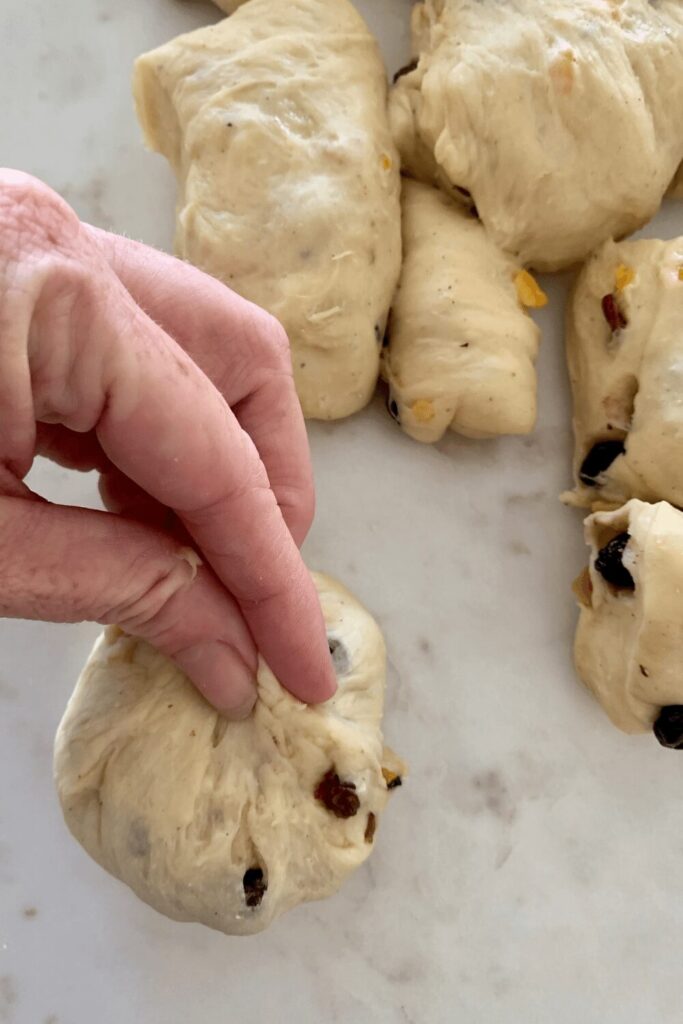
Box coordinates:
[0,171,80,261]
[98,549,196,644]
[245,305,292,370]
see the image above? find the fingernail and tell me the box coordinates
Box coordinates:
[174,641,257,720]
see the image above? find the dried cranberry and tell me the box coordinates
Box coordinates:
[601,293,627,332]
[579,440,625,486]
[314,769,360,819]
[594,532,634,590]
[654,707,683,749]
[243,867,267,908]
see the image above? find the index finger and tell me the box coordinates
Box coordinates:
[92,277,336,704]
[87,227,315,547]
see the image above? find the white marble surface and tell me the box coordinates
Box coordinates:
[1,2,683,1022]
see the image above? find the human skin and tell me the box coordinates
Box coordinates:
[0,169,336,718]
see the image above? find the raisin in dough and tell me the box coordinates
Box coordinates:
[566,236,683,510]
[574,499,683,742]
[133,0,401,420]
[54,574,403,936]
[390,0,683,272]
[382,179,542,441]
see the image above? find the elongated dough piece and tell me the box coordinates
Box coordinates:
[566,236,683,510]
[574,500,683,747]
[390,0,683,271]
[54,574,404,936]
[382,179,541,441]
[134,0,401,419]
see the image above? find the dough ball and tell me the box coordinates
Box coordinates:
[382,179,541,441]
[54,574,404,936]
[390,0,683,271]
[574,500,683,745]
[566,235,683,510]
[133,0,402,420]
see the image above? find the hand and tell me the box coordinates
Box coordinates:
[0,170,337,717]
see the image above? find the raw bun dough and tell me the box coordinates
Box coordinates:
[566,235,683,510]
[574,500,683,733]
[134,0,401,419]
[383,179,540,441]
[54,574,403,936]
[390,0,683,272]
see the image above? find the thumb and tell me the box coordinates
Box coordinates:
[0,495,258,718]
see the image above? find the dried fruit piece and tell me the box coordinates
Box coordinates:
[314,769,360,819]
[579,439,625,486]
[393,58,418,83]
[594,532,634,590]
[243,867,267,908]
[572,567,593,608]
[382,767,402,790]
[601,293,627,331]
[364,813,377,843]
[514,270,548,309]
[411,399,435,423]
[614,264,634,291]
[387,394,400,423]
[653,706,683,749]
[381,154,393,172]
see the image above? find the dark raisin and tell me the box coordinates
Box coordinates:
[328,636,351,676]
[639,665,649,678]
[386,775,402,790]
[387,395,400,423]
[579,440,625,486]
[653,706,683,749]
[393,58,418,83]
[594,532,634,590]
[601,293,627,332]
[314,769,360,819]
[243,867,267,908]
[364,813,377,843]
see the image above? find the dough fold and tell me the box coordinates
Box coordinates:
[566,235,683,510]
[55,574,403,936]
[134,0,402,419]
[390,0,683,271]
[383,179,540,441]
[574,500,683,735]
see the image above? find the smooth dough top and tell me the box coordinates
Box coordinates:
[575,500,683,733]
[133,0,401,420]
[383,178,540,442]
[566,235,683,510]
[390,0,683,271]
[54,574,403,936]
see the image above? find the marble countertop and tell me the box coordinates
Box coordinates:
[1,1,682,1021]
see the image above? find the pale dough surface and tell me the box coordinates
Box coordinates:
[566,235,683,510]
[575,500,683,733]
[134,0,401,419]
[383,179,540,441]
[390,0,683,271]
[54,574,402,936]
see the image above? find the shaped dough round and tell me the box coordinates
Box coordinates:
[54,574,402,936]
[574,500,683,735]
[391,0,683,271]
[134,0,401,419]
[566,235,683,510]
[383,179,540,441]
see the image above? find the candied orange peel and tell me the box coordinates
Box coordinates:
[514,269,548,309]
[615,264,635,291]
[410,398,435,423]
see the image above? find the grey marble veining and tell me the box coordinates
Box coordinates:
[1,1,683,1022]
